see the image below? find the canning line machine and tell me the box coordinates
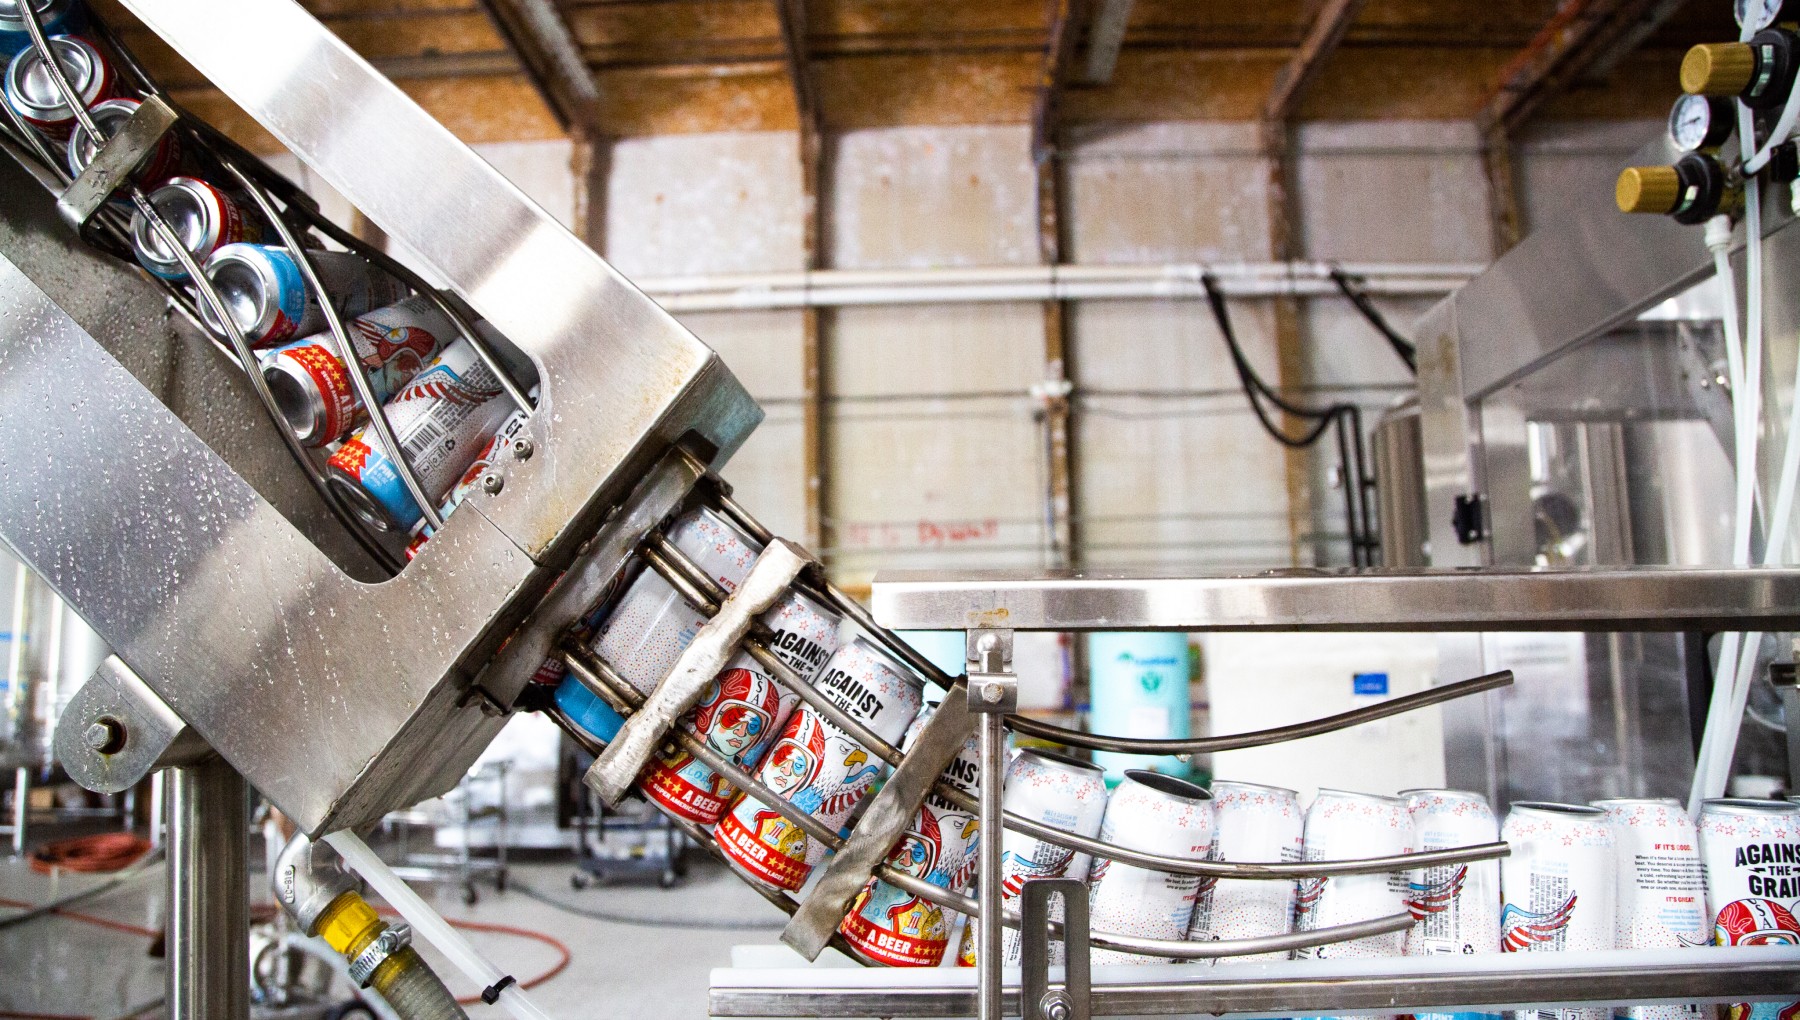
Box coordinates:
[3,1,1800,1019]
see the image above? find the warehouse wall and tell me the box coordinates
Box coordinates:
[274,118,1661,578]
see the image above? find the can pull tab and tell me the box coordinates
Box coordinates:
[1021,877,1091,1020]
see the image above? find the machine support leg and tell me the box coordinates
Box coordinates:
[10,766,26,856]
[166,755,249,1020]
[968,628,1017,1020]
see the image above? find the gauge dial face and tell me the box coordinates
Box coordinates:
[1737,0,1782,31]
[1669,94,1718,152]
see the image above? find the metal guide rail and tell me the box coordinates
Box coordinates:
[508,482,1516,1018]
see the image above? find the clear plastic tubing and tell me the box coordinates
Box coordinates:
[323,831,555,1020]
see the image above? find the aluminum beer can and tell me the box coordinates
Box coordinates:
[263,294,453,445]
[66,97,183,191]
[1088,771,1214,967]
[1294,789,1415,961]
[553,507,761,743]
[129,176,262,280]
[1593,798,1709,1020]
[402,388,541,560]
[1500,802,1615,1020]
[0,1,84,59]
[3,33,111,140]
[323,336,513,533]
[1697,798,1800,1020]
[839,704,982,966]
[639,588,841,826]
[1403,789,1500,956]
[204,243,407,350]
[1187,780,1303,965]
[956,748,1109,968]
[714,637,922,892]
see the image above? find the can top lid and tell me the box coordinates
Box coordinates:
[202,244,278,333]
[1314,787,1405,807]
[7,35,96,114]
[0,1,63,26]
[67,97,140,172]
[1511,800,1605,817]
[1122,769,1211,804]
[1210,779,1299,799]
[1398,787,1490,805]
[1701,797,1800,815]
[130,178,210,266]
[1014,746,1103,776]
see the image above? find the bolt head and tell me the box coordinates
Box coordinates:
[1040,990,1073,1020]
[481,472,504,495]
[981,681,1006,704]
[84,718,124,754]
[512,437,533,461]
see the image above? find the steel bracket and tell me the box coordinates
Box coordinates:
[780,683,977,961]
[54,656,211,794]
[584,539,809,805]
[1022,878,1091,1020]
[56,94,180,231]
[966,628,1017,714]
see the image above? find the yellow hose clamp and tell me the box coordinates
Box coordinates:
[346,923,413,988]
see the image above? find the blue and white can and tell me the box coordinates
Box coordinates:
[1086,631,1190,781]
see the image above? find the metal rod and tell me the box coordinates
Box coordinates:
[220,162,444,532]
[10,767,25,857]
[166,755,248,1020]
[641,540,723,615]
[16,1,101,142]
[976,710,1005,1020]
[1006,669,1515,754]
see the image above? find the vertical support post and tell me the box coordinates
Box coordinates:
[167,755,249,1020]
[777,0,830,559]
[1262,122,1315,565]
[968,628,1017,1020]
[1034,0,1079,571]
[10,766,26,856]
[1483,125,1523,256]
[571,130,611,254]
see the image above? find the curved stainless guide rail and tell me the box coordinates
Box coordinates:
[3,1,1800,1019]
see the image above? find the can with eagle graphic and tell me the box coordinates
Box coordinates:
[714,638,922,892]
[1294,789,1415,963]
[839,703,982,966]
[1592,798,1709,1020]
[1187,780,1303,965]
[1087,771,1214,966]
[638,587,841,826]
[1402,789,1501,1020]
[956,748,1108,968]
[263,294,451,447]
[324,335,514,533]
[556,508,762,743]
[1697,798,1800,1020]
[1499,802,1615,1020]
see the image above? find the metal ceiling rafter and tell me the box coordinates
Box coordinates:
[1081,0,1136,84]
[1263,0,1371,124]
[476,0,603,136]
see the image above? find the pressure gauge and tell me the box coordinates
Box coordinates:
[1737,0,1784,32]
[1668,94,1733,152]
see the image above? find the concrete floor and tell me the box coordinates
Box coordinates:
[0,833,809,1019]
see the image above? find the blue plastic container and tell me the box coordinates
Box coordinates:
[1085,631,1190,782]
[554,675,625,744]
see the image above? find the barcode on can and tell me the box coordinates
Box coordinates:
[401,416,450,463]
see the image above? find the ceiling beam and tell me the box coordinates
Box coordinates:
[1476,0,1668,136]
[1262,0,1371,124]
[477,0,603,135]
[774,0,821,141]
[1080,0,1136,84]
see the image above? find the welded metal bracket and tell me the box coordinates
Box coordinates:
[585,540,810,804]
[780,684,977,960]
[1022,878,1091,1020]
[54,656,211,793]
[967,628,1017,714]
[56,94,179,230]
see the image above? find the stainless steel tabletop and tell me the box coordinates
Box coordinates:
[870,566,1800,632]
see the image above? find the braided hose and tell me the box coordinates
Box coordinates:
[372,947,468,1020]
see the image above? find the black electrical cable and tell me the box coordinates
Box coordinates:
[1200,275,1380,565]
[1328,267,1418,375]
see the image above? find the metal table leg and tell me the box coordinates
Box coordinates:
[166,755,249,1020]
[10,766,26,856]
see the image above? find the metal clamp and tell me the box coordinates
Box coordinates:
[347,923,412,988]
[56,94,180,230]
[966,628,1017,715]
[1022,878,1090,1020]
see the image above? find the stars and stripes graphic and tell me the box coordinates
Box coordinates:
[1406,865,1468,921]
[1501,894,1576,952]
